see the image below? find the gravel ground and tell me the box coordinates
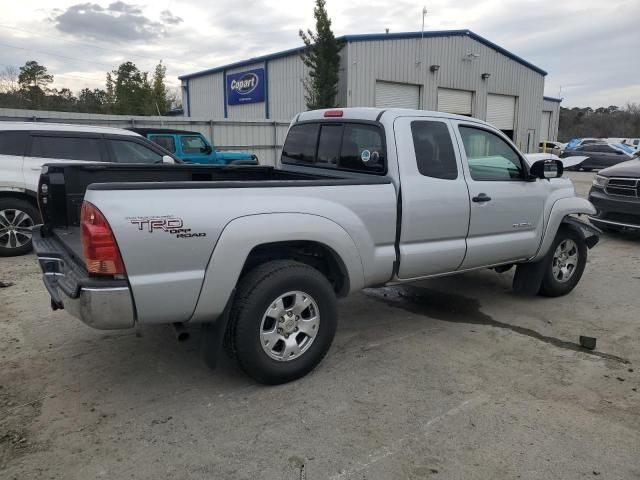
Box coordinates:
[1,171,639,479]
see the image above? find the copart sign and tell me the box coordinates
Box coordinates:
[226,68,265,105]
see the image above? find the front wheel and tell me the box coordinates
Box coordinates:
[539,227,587,297]
[226,260,338,384]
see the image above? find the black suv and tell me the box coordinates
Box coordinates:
[588,158,640,232]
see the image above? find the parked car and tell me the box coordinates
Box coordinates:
[560,143,635,170]
[130,128,258,165]
[33,108,599,384]
[565,138,606,150]
[538,141,564,156]
[588,157,640,232]
[0,122,178,256]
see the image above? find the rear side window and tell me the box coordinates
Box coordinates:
[282,123,318,164]
[108,139,163,164]
[150,135,176,153]
[0,132,27,156]
[282,122,386,174]
[411,121,458,179]
[30,136,102,161]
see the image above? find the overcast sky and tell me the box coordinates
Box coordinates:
[1,0,638,108]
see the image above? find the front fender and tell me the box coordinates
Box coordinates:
[188,213,365,322]
[530,197,596,262]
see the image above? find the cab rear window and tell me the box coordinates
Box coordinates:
[282,122,386,174]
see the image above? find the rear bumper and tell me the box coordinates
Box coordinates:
[33,226,136,330]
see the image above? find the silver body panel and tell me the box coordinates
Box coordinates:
[81,108,594,327]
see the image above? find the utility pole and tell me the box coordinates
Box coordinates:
[417,6,427,64]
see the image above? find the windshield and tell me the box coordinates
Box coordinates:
[613,143,634,154]
[180,135,208,154]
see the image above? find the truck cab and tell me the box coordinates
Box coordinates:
[130,128,258,165]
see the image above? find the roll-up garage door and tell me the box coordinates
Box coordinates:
[486,94,516,130]
[540,111,552,141]
[437,88,472,116]
[375,81,420,109]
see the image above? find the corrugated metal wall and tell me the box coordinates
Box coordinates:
[187,73,225,118]
[268,55,308,119]
[345,35,546,151]
[0,108,289,165]
[542,99,561,141]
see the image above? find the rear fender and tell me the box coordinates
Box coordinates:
[189,213,364,322]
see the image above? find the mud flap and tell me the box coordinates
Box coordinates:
[200,289,235,370]
[512,253,550,295]
[512,216,599,295]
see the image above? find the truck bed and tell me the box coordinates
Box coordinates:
[38,163,393,264]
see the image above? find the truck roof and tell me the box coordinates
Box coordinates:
[295,108,492,126]
[0,121,141,136]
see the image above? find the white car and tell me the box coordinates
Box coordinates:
[0,122,175,256]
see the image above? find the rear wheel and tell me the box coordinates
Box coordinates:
[0,198,40,257]
[226,260,337,384]
[539,227,587,297]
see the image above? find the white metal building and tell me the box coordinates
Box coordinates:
[179,30,560,151]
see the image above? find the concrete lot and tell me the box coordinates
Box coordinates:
[1,172,639,479]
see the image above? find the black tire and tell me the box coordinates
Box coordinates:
[539,227,587,297]
[0,198,40,257]
[226,260,338,385]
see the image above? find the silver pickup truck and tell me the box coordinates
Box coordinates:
[33,108,599,384]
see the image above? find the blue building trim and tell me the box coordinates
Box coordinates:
[264,60,270,119]
[543,96,562,103]
[179,29,548,80]
[222,69,228,118]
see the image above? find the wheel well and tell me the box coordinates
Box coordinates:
[0,191,39,209]
[241,241,350,296]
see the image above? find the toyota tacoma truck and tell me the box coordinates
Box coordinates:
[33,108,600,384]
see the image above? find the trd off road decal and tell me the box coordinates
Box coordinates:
[127,215,206,239]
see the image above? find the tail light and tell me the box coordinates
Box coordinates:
[81,201,125,276]
[324,109,343,117]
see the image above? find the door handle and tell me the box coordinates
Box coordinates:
[472,193,492,203]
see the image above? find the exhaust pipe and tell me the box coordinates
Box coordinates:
[171,322,190,342]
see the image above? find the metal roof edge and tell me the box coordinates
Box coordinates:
[179,29,547,80]
[543,96,563,103]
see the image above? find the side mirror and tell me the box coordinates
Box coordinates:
[162,155,175,164]
[530,159,563,180]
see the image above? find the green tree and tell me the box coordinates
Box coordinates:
[299,0,343,110]
[78,88,107,113]
[110,61,152,115]
[18,60,54,108]
[151,61,170,115]
[104,72,115,112]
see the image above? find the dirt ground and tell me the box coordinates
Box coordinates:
[1,171,639,479]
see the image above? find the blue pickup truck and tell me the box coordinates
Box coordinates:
[130,128,258,165]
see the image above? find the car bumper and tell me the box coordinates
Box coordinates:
[588,188,640,229]
[33,226,136,330]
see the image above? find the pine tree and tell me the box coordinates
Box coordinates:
[299,0,343,110]
[151,61,169,115]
